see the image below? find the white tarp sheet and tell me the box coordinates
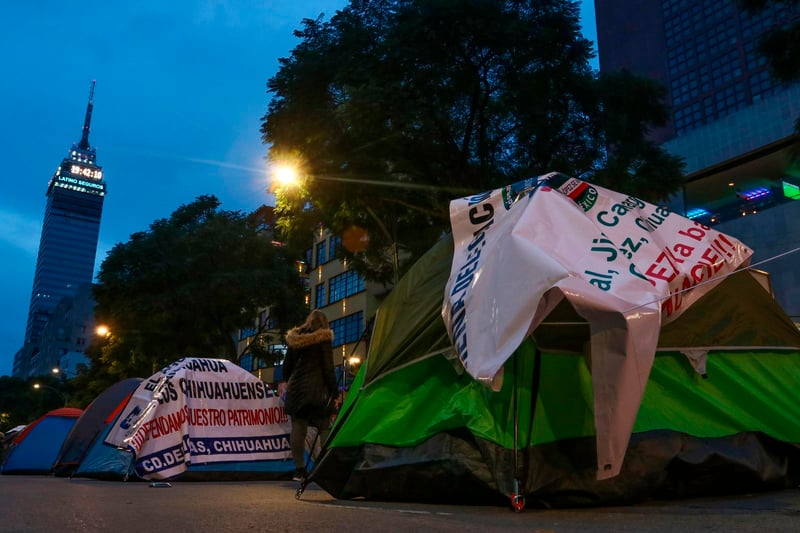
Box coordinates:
[105,357,291,480]
[442,174,753,479]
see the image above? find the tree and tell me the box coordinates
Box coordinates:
[91,195,308,380]
[261,0,685,283]
[0,376,63,428]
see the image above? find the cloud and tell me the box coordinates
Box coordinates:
[0,208,41,255]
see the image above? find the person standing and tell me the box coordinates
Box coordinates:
[283,309,338,481]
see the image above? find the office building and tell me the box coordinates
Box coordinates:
[595,0,800,322]
[13,82,107,377]
[237,220,383,390]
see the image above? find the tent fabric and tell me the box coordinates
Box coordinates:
[53,378,143,477]
[1,408,83,475]
[310,218,800,506]
[73,419,138,481]
[532,269,800,353]
[363,235,455,386]
[314,339,800,505]
[103,358,293,481]
[75,365,299,482]
[75,413,300,482]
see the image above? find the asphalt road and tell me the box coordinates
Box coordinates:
[2,475,800,532]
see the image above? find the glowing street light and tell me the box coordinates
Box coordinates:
[32,383,68,407]
[96,324,110,337]
[272,163,301,189]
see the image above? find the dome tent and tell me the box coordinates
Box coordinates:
[1,408,83,475]
[306,175,800,509]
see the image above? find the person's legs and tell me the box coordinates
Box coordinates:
[290,417,309,474]
[309,413,332,459]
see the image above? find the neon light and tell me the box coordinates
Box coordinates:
[783,181,800,200]
[740,187,770,201]
[686,208,709,219]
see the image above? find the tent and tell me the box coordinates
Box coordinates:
[99,357,296,481]
[53,377,143,477]
[1,408,83,475]
[308,176,800,508]
[73,418,138,480]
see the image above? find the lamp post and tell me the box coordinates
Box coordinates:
[269,161,400,285]
[32,383,69,407]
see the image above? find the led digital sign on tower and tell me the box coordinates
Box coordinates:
[14,81,107,378]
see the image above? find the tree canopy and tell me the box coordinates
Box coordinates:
[741,0,800,84]
[0,375,69,428]
[261,0,685,283]
[90,195,308,381]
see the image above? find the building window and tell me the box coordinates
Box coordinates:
[316,240,327,266]
[240,353,254,371]
[268,344,287,366]
[330,311,363,348]
[328,270,365,304]
[315,282,326,309]
[240,326,256,341]
[305,248,313,271]
[329,235,341,262]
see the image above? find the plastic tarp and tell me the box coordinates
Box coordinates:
[442,175,754,479]
[104,357,293,480]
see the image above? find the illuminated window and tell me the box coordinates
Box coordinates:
[329,235,341,261]
[315,282,326,309]
[316,240,327,266]
[783,181,800,200]
[330,311,363,348]
[686,208,710,219]
[329,270,364,304]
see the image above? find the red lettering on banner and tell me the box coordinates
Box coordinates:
[677,225,707,242]
[700,247,724,273]
[672,242,694,259]
[645,249,680,283]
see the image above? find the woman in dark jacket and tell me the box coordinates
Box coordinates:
[283,309,338,481]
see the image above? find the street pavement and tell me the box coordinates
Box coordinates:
[1,475,800,532]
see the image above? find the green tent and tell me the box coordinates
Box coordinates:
[308,234,800,508]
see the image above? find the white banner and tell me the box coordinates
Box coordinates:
[105,357,291,480]
[442,174,752,478]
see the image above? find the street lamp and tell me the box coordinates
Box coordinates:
[96,324,110,337]
[273,164,300,188]
[268,158,402,284]
[32,383,69,407]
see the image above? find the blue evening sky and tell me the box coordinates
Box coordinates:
[0,1,597,377]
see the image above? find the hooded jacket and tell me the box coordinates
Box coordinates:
[283,316,338,419]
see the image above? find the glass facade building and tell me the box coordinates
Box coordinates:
[594,0,800,322]
[13,83,107,377]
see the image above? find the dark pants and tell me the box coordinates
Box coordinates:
[290,413,331,469]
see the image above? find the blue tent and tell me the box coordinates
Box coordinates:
[1,408,83,475]
[74,369,302,481]
[53,378,143,477]
[76,413,302,481]
[73,416,137,480]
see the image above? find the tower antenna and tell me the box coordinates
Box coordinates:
[77,80,96,151]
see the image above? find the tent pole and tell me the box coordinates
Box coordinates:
[511,350,525,511]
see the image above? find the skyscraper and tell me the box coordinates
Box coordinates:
[13,82,107,378]
[594,0,800,323]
